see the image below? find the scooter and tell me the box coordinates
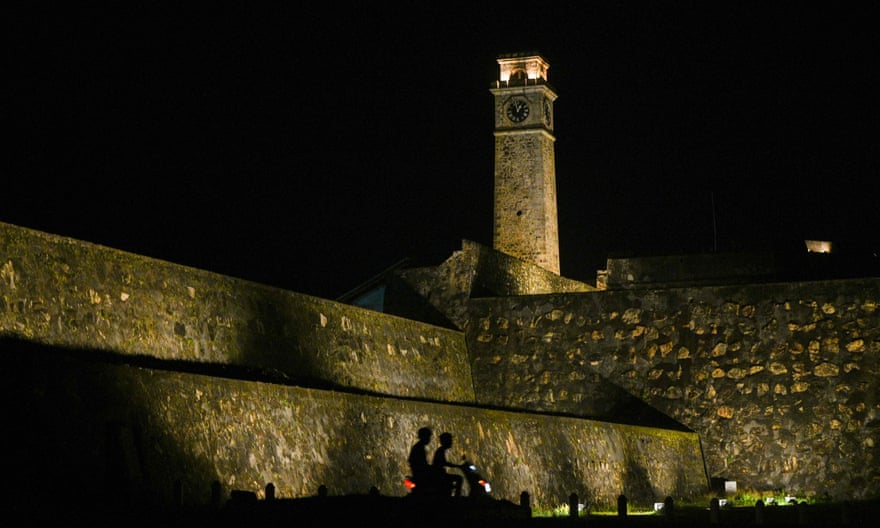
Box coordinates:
[459,457,491,497]
[404,456,491,498]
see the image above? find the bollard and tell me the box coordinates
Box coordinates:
[211,480,222,510]
[172,479,182,510]
[755,499,764,525]
[664,496,674,521]
[798,501,807,525]
[520,491,531,511]
[569,493,579,518]
[265,482,275,501]
[841,501,850,526]
[709,497,720,525]
[618,494,628,518]
[317,484,328,498]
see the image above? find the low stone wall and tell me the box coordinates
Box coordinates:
[603,252,778,289]
[5,341,708,515]
[1,222,473,402]
[467,279,880,499]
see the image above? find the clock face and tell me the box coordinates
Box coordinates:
[543,99,552,126]
[505,99,530,123]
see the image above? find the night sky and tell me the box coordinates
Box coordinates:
[7,3,879,299]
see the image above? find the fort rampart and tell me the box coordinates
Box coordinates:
[6,341,705,513]
[466,279,880,499]
[0,222,473,403]
[1,221,708,513]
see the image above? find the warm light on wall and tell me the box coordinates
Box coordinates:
[804,240,833,253]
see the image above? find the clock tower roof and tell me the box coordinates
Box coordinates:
[493,52,553,90]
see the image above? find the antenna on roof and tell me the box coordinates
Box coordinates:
[711,191,718,252]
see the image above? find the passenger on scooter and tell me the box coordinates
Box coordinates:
[432,432,463,497]
[407,426,433,488]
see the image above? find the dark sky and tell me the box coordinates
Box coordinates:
[7,3,879,299]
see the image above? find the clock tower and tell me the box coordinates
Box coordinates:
[490,52,560,274]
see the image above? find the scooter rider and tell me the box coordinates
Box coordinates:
[432,432,463,497]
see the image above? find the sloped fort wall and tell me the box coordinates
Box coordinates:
[1,221,707,513]
[466,280,880,500]
[0,222,473,403]
[5,342,706,514]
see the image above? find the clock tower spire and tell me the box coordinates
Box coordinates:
[490,52,560,274]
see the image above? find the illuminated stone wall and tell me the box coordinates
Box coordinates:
[1,222,707,514]
[0,222,473,403]
[4,220,876,509]
[5,339,707,515]
[0,224,707,507]
[393,239,595,329]
[467,279,880,500]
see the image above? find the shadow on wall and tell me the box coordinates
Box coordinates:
[3,337,235,518]
[621,459,654,506]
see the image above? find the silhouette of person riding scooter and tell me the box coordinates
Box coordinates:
[431,432,464,497]
[406,429,490,499]
[407,427,434,490]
